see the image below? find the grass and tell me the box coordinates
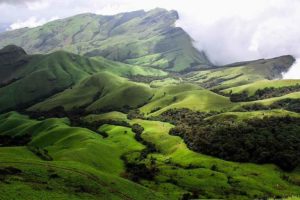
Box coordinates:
[140,83,234,116]
[184,55,294,90]
[0,9,210,72]
[29,72,154,112]
[129,119,300,199]
[222,79,300,96]
[84,111,128,122]
[1,111,300,199]
[0,112,164,200]
[205,109,300,123]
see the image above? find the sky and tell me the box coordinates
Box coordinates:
[0,0,299,78]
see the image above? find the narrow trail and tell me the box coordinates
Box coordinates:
[0,161,134,200]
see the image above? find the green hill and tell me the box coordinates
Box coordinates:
[184,55,295,90]
[0,9,211,72]
[0,112,164,200]
[30,72,154,112]
[0,46,165,112]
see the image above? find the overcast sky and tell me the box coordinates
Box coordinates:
[0,0,300,78]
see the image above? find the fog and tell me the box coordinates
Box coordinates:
[0,0,299,78]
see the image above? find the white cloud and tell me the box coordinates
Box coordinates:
[8,16,58,30]
[25,1,49,10]
[283,58,300,79]
[1,0,300,78]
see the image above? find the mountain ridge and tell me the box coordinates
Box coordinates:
[0,8,211,72]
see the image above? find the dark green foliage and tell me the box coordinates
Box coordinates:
[168,110,300,171]
[0,134,31,147]
[131,124,145,141]
[230,84,300,102]
[129,75,167,83]
[127,109,144,120]
[28,146,53,161]
[123,162,158,182]
[271,98,300,113]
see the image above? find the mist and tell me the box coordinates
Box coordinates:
[0,0,300,78]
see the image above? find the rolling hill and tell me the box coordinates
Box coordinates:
[1,8,300,200]
[0,45,165,112]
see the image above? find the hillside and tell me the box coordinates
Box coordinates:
[0,8,211,72]
[184,55,295,90]
[1,8,300,200]
[0,45,165,112]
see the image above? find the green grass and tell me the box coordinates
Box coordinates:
[0,9,211,72]
[0,112,164,200]
[222,79,300,96]
[184,55,294,90]
[30,72,153,112]
[243,91,300,106]
[1,111,300,199]
[84,111,128,123]
[129,119,300,199]
[205,109,300,123]
[140,83,234,116]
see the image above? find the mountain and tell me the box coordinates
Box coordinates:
[184,55,295,90]
[1,9,300,200]
[0,8,211,72]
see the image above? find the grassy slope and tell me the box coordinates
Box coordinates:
[205,109,300,123]
[0,47,165,112]
[140,83,234,116]
[129,119,300,199]
[0,9,211,72]
[29,72,154,112]
[222,79,300,96]
[2,110,300,199]
[184,55,295,90]
[0,112,164,200]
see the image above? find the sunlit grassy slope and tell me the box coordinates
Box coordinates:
[0,46,165,112]
[0,112,164,200]
[1,112,300,199]
[222,79,300,96]
[184,55,295,90]
[29,72,154,112]
[140,83,234,116]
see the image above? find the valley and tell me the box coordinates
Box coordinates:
[0,8,300,200]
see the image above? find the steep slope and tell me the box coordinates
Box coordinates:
[0,46,164,112]
[184,55,295,90]
[0,8,211,72]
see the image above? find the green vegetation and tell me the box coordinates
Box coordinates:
[0,9,211,72]
[184,55,295,90]
[1,8,300,200]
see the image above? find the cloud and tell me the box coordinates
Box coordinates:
[282,58,300,79]
[0,0,40,4]
[8,16,58,30]
[1,0,300,77]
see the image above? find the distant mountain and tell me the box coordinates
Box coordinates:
[0,8,211,72]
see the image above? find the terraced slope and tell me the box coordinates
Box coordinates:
[0,8,211,72]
